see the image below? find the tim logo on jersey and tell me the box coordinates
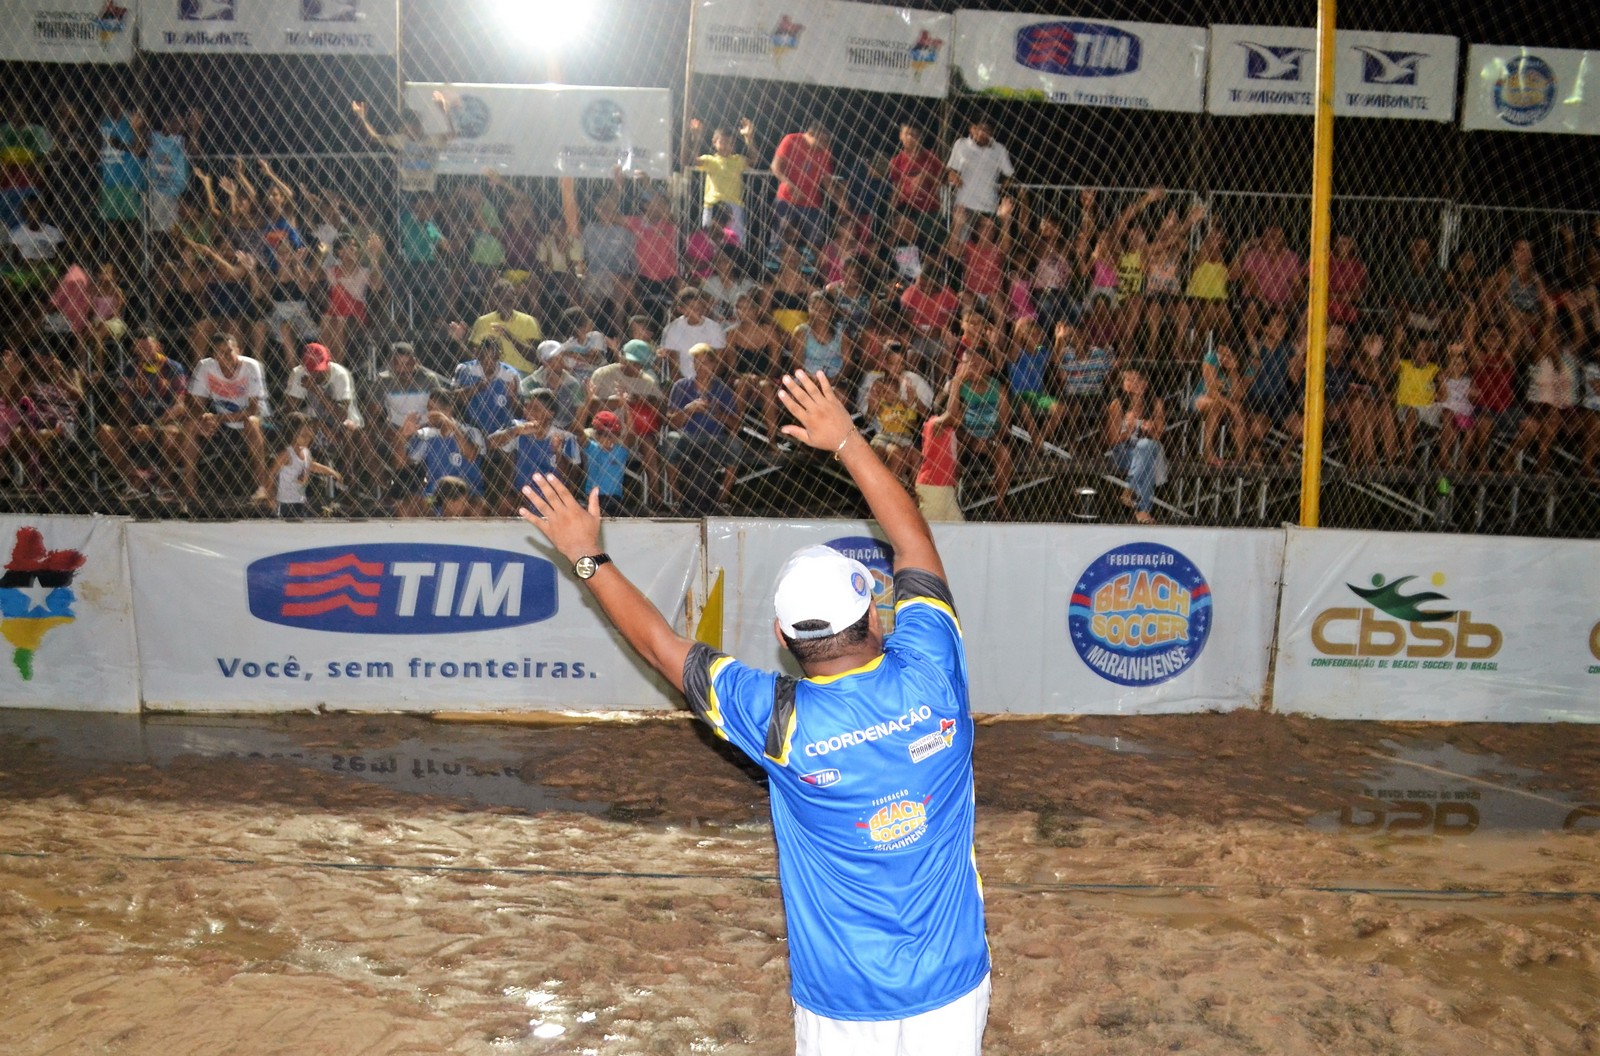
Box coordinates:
[247,543,557,635]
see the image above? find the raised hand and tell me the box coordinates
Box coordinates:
[776,369,854,453]
[518,473,602,562]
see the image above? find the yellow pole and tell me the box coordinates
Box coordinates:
[1300,0,1337,528]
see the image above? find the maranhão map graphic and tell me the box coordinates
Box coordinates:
[0,527,86,681]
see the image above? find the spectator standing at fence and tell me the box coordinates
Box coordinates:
[770,119,844,254]
[684,117,757,248]
[516,366,989,1055]
[459,278,542,375]
[1106,367,1167,524]
[353,92,455,197]
[97,333,187,500]
[179,331,269,505]
[946,121,1014,248]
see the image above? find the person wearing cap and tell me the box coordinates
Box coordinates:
[521,339,584,432]
[666,342,740,513]
[455,278,542,375]
[582,409,631,517]
[285,341,369,497]
[660,286,726,383]
[517,368,988,1055]
[587,339,666,509]
[490,388,581,513]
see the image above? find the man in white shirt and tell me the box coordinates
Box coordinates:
[946,121,1014,244]
[286,342,374,495]
[659,287,726,382]
[178,331,270,503]
[8,198,64,263]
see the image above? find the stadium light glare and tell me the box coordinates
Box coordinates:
[496,0,591,51]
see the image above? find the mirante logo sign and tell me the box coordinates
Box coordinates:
[1310,571,1503,670]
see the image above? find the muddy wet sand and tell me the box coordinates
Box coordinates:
[0,709,1596,1054]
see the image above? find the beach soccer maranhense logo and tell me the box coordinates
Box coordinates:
[0,527,87,682]
[246,543,557,635]
[1069,543,1211,687]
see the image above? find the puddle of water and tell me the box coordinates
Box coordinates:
[0,710,607,816]
[1312,737,1600,836]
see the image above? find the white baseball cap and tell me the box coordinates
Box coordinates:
[537,339,565,364]
[774,544,875,640]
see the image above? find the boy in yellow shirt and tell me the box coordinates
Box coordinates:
[683,117,757,247]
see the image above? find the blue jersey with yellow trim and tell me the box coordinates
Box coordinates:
[682,568,988,1021]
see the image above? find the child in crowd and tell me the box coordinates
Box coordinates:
[267,411,341,517]
[584,410,632,516]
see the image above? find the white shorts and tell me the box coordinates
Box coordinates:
[794,974,989,1056]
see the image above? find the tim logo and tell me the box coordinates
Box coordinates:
[247,544,557,635]
[1354,46,1424,86]
[1238,41,1310,81]
[301,0,361,22]
[1015,21,1141,78]
[179,0,235,20]
[800,769,841,788]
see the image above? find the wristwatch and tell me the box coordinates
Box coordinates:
[573,553,613,580]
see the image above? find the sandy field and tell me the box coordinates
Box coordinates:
[0,709,1596,1055]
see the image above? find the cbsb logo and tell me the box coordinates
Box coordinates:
[1354,46,1424,86]
[246,544,557,635]
[1238,41,1310,82]
[301,0,360,22]
[1493,55,1556,127]
[1069,543,1211,687]
[1016,21,1141,78]
[179,0,235,21]
[1311,572,1502,660]
[582,100,624,143]
[449,96,491,139]
[825,535,895,633]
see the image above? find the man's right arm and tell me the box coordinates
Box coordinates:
[777,370,944,580]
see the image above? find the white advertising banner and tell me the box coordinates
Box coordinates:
[405,83,674,181]
[706,520,1283,715]
[127,520,700,712]
[692,0,951,99]
[1207,26,1459,122]
[141,0,396,55]
[0,0,135,63]
[952,11,1206,113]
[1461,44,1600,136]
[0,516,138,713]
[1273,529,1600,722]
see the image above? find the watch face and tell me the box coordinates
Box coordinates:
[575,556,597,579]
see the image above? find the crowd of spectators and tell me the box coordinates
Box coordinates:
[5,98,1600,523]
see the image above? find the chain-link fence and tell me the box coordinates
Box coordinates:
[2,1,1598,537]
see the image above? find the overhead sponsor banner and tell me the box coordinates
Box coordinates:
[692,0,951,99]
[706,520,1281,714]
[141,0,396,55]
[952,10,1206,113]
[1461,44,1600,136]
[127,520,700,711]
[1207,26,1458,122]
[405,83,673,181]
[1274,529,1600,722]
[0,516,138,713]
[0,0,135,63]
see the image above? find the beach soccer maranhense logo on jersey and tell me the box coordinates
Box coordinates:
[0,528,86,682]
[301,0,361,22]
[1492,55,1556,127]
[179,0,235,21]
[1015,21,1141,78]
[1238,41,1310,82]
[582,100,624,143]
[825,535,895,633]
[246,543,557,635]
[1069,543,1211,687]
[857,791,932,851]
[449,95,491,139]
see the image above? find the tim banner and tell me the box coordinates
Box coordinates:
[0,516,139,713]
[1461,44,1600,136]
[1273,528,1600,722]
[126,520,700,711]
[141,0,396,55]
[706,520,1282,714]
[691,0,951,99]
[405,83,673,181]
[1207,26,1458,122]
[0,0,135,63]
[952,11,1206,113]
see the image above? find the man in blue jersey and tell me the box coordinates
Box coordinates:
[518,369,989,1055]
